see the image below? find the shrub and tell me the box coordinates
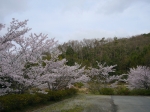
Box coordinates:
[0,88,78,112]
[65,88,78,96]
[47,88,78,101]
[35,93,49,103]
[98,88,114,95]
[88,82,101,94]
[115,86,130,95]
[0,94,45,112]
[48,91,63,101]
[74,82,84,88]
[130,89,150,95]
[0,94,27,111]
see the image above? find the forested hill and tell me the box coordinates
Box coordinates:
[58,33,150,75]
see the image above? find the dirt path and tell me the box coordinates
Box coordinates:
[32,94,115,112]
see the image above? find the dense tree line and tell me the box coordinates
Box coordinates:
[58,33,150,75]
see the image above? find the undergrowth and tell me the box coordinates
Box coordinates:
[0,88,77,112]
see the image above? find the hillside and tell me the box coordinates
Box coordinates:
[58,33,150,75]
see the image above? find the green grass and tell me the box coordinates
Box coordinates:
[61,105,83,112]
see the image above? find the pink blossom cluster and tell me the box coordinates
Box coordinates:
[0,19,88,95]
[127,66,150,89]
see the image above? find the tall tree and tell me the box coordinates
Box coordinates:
[0,19,88,95]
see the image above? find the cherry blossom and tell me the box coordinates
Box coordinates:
[127,66,150,89]
[0,19,88,95]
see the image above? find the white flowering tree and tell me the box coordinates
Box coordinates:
[0,19,32,95]
[87,62,116,84]
[127,66,150,90]
[0,19,88,95]
[0,19,59,95]
[44,61,88,90]
[86,62,127,92]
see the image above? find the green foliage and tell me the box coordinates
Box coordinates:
[66,58,75,66]
[24,62,38,69]
[0,94,46,112]
[74,82,84,88]
[88,82,101,94]
[88,84,150,95]
[47,88,78,101]
[0,88,77,112]
[59,33,150,75]
[114,86,130,95]
[130,89,150,95]
[66,46,75,55]
[66,46,75,66]
[42,52,51,61]
[98,88,114,95]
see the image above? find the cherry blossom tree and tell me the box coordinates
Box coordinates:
[87,62,116,84]
[86,62,126,91]
[0,19,31,95]
[43,62,88,90]
[0,19,88,95]
[127,66,150,89]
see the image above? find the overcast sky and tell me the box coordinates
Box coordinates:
[1,0,150,43]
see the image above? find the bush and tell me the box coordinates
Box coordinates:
[115,86,130,95]
[0,88,77,112]
[47,88,78,101]
[65,88,78,96]
[74,82,84,88]
[48,90,63,101]
[35,93,49,103]
[0,94,26,111]
[0,94,44,112]
[99,88,114,95]
[130,89,150,95]
[88,82,101,94]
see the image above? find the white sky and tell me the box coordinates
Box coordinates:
[0,0,150,43]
